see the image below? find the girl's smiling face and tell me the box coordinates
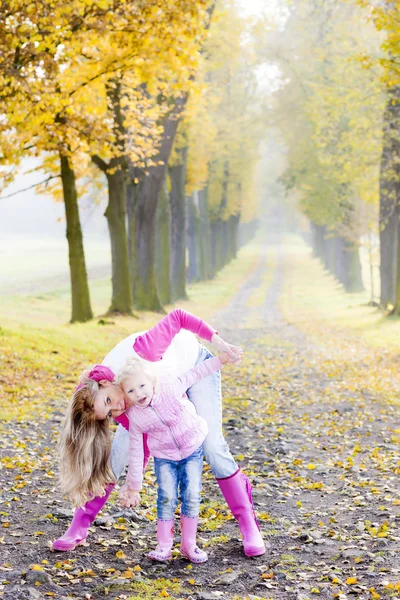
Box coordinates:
[121,371,155,409]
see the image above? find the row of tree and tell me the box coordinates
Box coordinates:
[264,0,400,312]
[0,0,263,321]
[264,0,383,296]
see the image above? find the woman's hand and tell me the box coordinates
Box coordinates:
[119,484,141,508]
[211,333,242,363]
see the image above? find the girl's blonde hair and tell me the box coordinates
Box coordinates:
[116,357,159,390]
[58,370,116,507]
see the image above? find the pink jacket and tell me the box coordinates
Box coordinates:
[126,356,222,490]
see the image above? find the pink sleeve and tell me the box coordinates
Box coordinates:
[174,356,222,396]
[114,413,130,431]
[133,308,218,362]
[127,422,145,491]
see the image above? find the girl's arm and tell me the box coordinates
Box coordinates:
[133,308,217,362]
[173,356,224,396]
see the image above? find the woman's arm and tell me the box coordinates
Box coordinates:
[133,308,216,361]
[133,308,241,362]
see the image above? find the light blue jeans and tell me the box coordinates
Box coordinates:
[154,446,203,519]
[110,344,238,480]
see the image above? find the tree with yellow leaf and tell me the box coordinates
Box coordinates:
[0,0,215,317]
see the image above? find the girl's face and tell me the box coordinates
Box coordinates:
[93,382,127,420]
[121,371,155,409]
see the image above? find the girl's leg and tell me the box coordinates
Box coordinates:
[53,424,133,551]
[148,458,178,562]
[186,345,266,557]
[179,447,207,563]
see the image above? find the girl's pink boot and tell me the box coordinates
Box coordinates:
[52,484,114,551]
[148,520,174,561]
[217,469,266,557]
[180,515,208,563]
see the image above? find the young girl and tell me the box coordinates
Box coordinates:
[116,352,234,563]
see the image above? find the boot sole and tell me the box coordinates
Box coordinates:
[244,545,266,557]
[52,538,87,551]
[180,549,208,564]
[148,554,172,562]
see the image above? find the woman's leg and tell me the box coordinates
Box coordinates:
[179,446,207,563]
[53,424,131,551]
[148,458,178,561]
[186,345,237,479]
[186,345,266,557]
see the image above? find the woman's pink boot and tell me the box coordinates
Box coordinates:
[180,516,208,563]
[217,469,266,557]
[148,520,174,562]
[52,484,115,551]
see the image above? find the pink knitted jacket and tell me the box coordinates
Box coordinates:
[126,356,222,490]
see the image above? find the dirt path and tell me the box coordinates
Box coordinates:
[1,239,400,600]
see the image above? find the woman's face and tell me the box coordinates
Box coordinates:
[93,382,127,420]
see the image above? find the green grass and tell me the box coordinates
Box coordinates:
[280,235,400,350]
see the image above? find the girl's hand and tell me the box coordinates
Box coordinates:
[219,351,233,365]
[119,484,141,508]
[211,333,242,363]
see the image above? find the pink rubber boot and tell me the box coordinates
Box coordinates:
[148,520,175,561]
[180,516,208,563]
[217,469,266,557]
[52,484,114,551]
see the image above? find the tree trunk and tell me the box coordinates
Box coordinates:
[214,219,224,272]
[198,188,211,279]
[228,214,240,260]
[313,224,326,263]
[156,177,171,305]
[187,191,200,282]
[210,220,218,278]
[60,152,93,323]
[92,155,132,314]
[343,241,364,293]
[379,85,400,307]
[129,94,188,311]
[220,219,229,268]
[325,234,336,275]
[130,175,164,312]
[333,235,346,285]
[105,166,132,313]
[169,146,188,301]
[394,206,400,313]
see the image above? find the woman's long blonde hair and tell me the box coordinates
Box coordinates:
[58,371,116,507]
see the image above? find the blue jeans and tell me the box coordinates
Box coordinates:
[154,446,203,520]
[111,344,238,480]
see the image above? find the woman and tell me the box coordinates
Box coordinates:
[53,308,266,557]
